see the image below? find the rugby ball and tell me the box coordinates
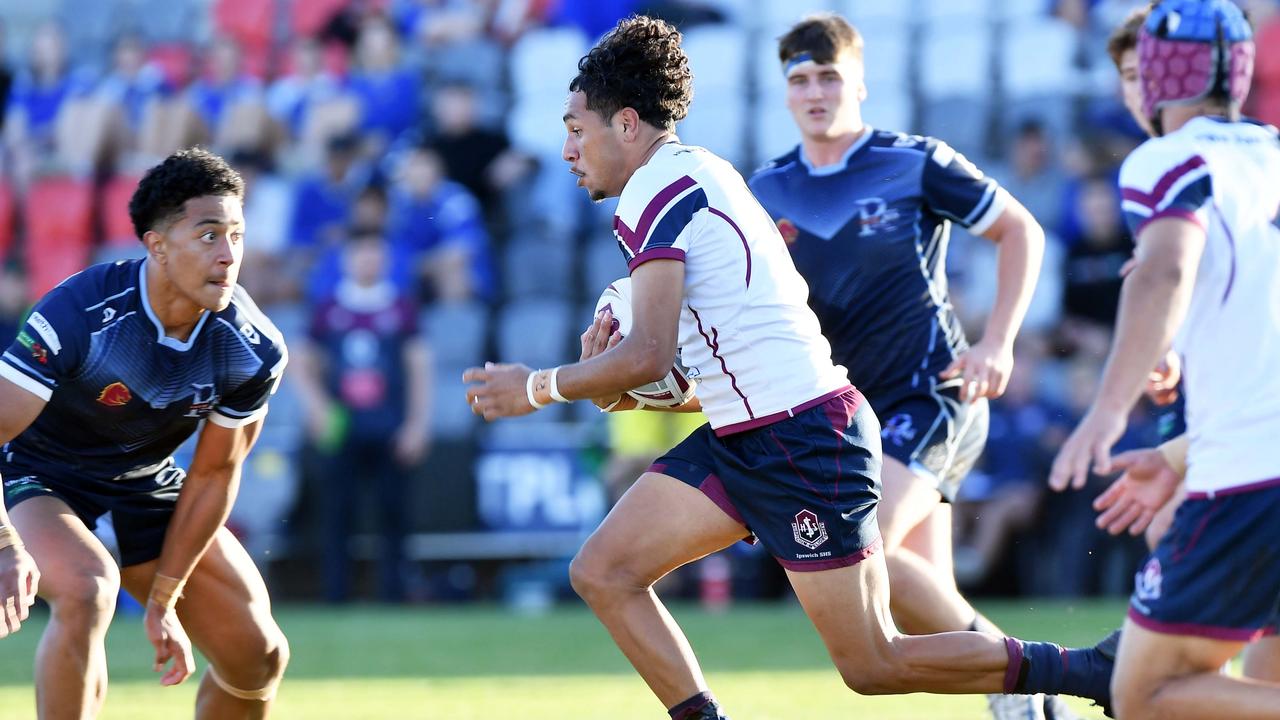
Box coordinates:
[594,278,697,408]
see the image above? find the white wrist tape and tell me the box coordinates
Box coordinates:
[526,371,546,410]
[0,525,22,551]
[548,367,569,403]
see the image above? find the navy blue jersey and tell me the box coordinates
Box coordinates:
[749,130,1008,396]
[0,259,287,481]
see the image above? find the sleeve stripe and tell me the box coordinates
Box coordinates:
[627,248,687,272]
[1122,199,1154,217]
[634,175,697,245]
[0,361,53,401]
[640,189,708,254]
[1,352,55,386]
[961,182,998,226]
[1135,208,1206,236]
[967,187,1010,236]
[1122,155,1207,208]
[209,405,268,428]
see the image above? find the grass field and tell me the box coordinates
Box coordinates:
[0,599,1126,719]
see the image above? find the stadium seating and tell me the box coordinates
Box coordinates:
[497,298,572,371]
[101,175,142,247]
[502,236,574,302]
[23,177,95,300]
[289,0,350,38]
[0,182,14,263]
[584,235,625,303]
[509,27,590,102]
[212,0,275,55]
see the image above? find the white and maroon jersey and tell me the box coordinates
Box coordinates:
[612,141,850,434]
[1119,116,1280,495]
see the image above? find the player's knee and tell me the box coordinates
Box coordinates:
[51,567,119,626]
[568,550,643,606]
[221,624,290,689]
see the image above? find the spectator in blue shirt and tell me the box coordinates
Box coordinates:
[349,16,422,153]
[386,145,494,302]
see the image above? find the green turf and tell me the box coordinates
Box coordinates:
[0,599,1123,719]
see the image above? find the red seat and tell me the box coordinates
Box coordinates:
[24,177,94,299]
[290,0,350,37]
[214,0,276,53]
[149,44,196,89]
[101,175,142,248]
[0,182,15,263]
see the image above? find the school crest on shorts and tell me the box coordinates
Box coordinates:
[791,509,828,550]
[1135,557,1162,602]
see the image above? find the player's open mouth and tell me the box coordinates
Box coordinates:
[208,280,230,289]
[570,169,585,186]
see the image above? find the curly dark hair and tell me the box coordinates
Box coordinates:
[128,147,244,241]
[568,15,693,131]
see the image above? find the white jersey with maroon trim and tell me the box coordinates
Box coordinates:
[1119,116,1280,495]
[612,141,849,434]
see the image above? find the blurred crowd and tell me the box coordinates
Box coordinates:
[1,0,1279,603]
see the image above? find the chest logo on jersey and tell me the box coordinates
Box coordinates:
[102,307,117,324]
[97,382,132,407]
[240,322,260,345]
[854,197,902,237]
[186,383,219,418]
[775,218,800,246]
[791,509,828,550]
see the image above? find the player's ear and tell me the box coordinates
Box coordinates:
[142,229,167,263]
[856,80,868,102]
[616,107,641,141]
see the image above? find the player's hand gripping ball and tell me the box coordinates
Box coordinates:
[594,278,696,408]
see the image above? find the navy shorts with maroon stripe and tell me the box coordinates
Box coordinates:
[1128,480,1280,641]
[649,387,883,571]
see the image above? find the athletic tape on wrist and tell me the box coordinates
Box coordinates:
[548,367,569,404]
[149,573,186,612]
[525,371,546,410]
[0,525,22,552]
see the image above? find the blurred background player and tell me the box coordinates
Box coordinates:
[748,14,1059,718]
[1050,1,1280,717]
[465,15,1114,720]
[0,148,289,718]
[1089,0,1280,688]
[294,228,432,604]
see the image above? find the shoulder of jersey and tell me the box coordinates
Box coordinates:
[868,129,935,153]
[750,146,802,182]
[1121,132,1194,179]
[53,259,141,314]
[218,285,288,362]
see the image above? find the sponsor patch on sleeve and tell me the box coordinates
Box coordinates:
[26,312,61,355]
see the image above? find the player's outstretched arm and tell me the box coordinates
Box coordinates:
[143,417,265,685]
[941,197,1045,402]
[0,376,47,639]
[465,259,685,419]
[1049,217,1205,491]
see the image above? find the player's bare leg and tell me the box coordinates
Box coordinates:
[122,528,288,720]
[11,496,118,718]
[787,550,1011,695]
[1244,638,1280,683]
[569,471,749,709]
[878,457,976,634]
[1111,618,1280,720]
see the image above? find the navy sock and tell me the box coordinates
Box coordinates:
[669,691,720,720]
[1010,639,1112,705]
